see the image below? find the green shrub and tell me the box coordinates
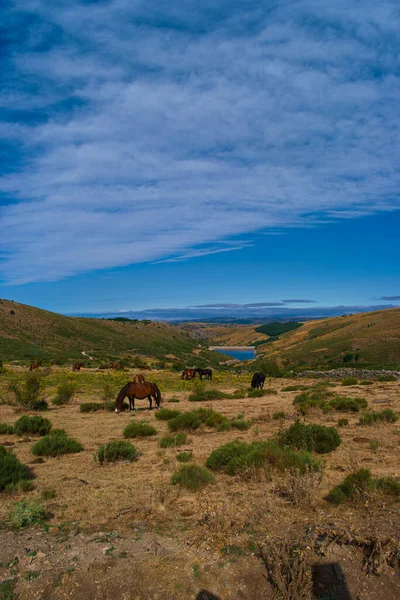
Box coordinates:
[277,421,341,454]
[341,377,359,386]
[10,500,46,528]
[0,446,32,491]
[247,389,266,398]
[123,421,157,438]
[359,409,398,425]
[168,397,180,403]
[9,372,48,411]
[230,419,251,431]
[168,409,231,432]
[376,374,397,382]
[96,440,137,464]
[206,440,320,476]
[6,479,34,492]
[0,423,14,435]
[32,430,83,457]
[14,416,51,436]
[41,488,56,500]
[328,396,368,412]
[369,439,379,451]
[53,380,77,406]
[80,402,104,412]
[272,412,286,420]
[188,389,233,402]
[159,432,187,448]
[360,380,373,386]
[376,477,400,497]
[176,451,193,463]
[171,464,215,491]
[326,469,374,504]
[337,418,349,427]
[293,390,334,414]
[155,408,181,421]
[282,385,307,392]
[100,377,116,402]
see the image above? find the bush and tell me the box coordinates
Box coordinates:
[360,380,374,386]
[376,374,397,382]
[176,451,193,463]
[248,389,266,398]
[32,430,83,457]
[53,380,77,405]
[167,397,180,403]
[341,377,359,386]
[171,464,215,491]
[338,418,349,427]
[326,469,374,504]
[96,440,137,464]
[273,412,286,420]
[123,421,157,438]
[10,500,46,528]
[80,402,104,412]
[277,421,341,454]
[0,423,14,434]
[100,377,116,402]
[0,446,32,491]
[155,408,181,421]
[14,416,52,437]
[328,396,368,412]
[168,412,202,432]
[206,441,320,476]
[375,477,400,498]
[359,409,398,425]
[282,385,307,392]
[159,432,187,448]
[293,390,334,414]
[9,372,48,411]
[188,389,233,402]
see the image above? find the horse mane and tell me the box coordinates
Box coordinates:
[115,382,131,409]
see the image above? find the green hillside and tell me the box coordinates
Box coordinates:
[254,307,400,370]
[0,299,227,367]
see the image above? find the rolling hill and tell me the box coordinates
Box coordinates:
[0,299,228,367]
[253,307,400,369]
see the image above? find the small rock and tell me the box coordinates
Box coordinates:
[29,457,44,464]
[353,437,370,443]
[77,479,89,486]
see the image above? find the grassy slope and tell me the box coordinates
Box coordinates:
[256,308,400,369]
[0,299,227,366]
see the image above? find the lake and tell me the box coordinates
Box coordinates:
[211,347,255,361]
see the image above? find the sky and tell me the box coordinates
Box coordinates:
[1,1,400,319]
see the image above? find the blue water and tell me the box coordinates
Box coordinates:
[213,348,255,361]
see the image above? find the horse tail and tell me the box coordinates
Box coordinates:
[153,383,161,407]
[115,383,129,412]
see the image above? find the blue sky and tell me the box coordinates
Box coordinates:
[1,1,400,318]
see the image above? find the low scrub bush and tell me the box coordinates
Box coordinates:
[0,446,32,491]
[276,465,323,507]
[123,421,157,438]
[329,396,368,412]
[10,500,47,528]
[176,451,193,463]
[155,408,181,421]
[370,439,379,451]
[159,432,187,448]
[375,477,400,498]
[376,374,397,382]
[14,416,51,436]
[168,408,229,432]
[53,380,77,406]
[282,385,307,392]
[8,372,48,411]
[359,408,398,425]
[326,469,374,504]
[360,380,374,386]
[96,440,137,464]
[32,430,83,457]
[0,423,14,434]
[293,390,333,414]
[80,402,104,412]
[273,412,286,420]
[341,377,359,386]
[188,389,233,402]
[171,464,214,491]
[167,397,180,403]
[277,421,341,454]
[248,388,266,398]
[206,440,320,476]
[338,418,349,427]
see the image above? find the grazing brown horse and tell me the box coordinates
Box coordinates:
[72,362,84,372]
[133,373,146,383]
[29,362,41,372]
[115,382,161,413]
[181,368,196,380]
[194,368,212,380]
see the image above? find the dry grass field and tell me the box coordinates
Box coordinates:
[0,366,399,599]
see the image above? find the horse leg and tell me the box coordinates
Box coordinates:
[148,395,152,410]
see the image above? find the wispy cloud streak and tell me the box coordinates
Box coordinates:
[1,1,400,284]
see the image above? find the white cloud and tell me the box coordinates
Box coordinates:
[1,0,400,283]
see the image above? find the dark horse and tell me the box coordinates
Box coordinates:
[115,382,161,413]
[194,368,212,380]
[251,372,266,389]
[29,362,41,372]
[181,368,196,380]
[72,362,84,372]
